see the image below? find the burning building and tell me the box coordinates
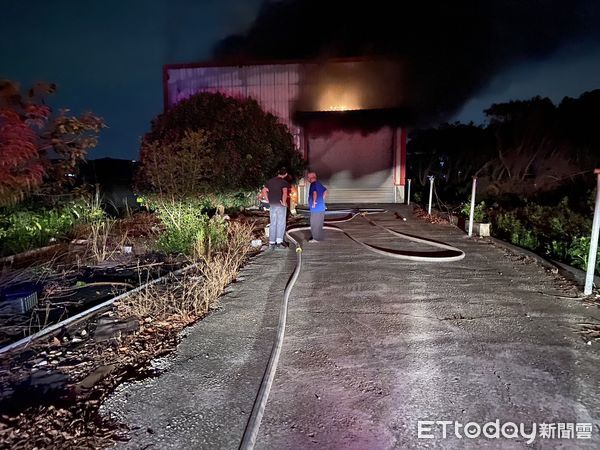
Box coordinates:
[163,58,409,203]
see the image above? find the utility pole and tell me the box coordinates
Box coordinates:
[584,169,600,295]
[427,176,434,215]
[468,177,477,237]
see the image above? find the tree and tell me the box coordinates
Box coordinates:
[137,92,304,196]
[407,123,494,198]
[139,130,216,197]
[0,80,104,206]
[557,89,600,168]
[479,97,583,197]
[407,90,600,202]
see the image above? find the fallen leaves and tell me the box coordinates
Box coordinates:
[0,307,188,449]
[413,205,450,224]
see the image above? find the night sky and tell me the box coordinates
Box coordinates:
[0,0,263,160]
[453,41,600,124]
[1,0,599,160]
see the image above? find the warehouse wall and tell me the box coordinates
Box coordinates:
[165,63,303,148]
[164,60,407,203]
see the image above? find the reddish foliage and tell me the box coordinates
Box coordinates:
[0,80,104,205]
[0,109,47,204]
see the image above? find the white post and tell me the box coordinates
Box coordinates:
[407,179,412,205]
[584,169,600,295]
[468,177,477,237]
[427,176,434,215]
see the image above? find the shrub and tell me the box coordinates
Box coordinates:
[490,198,600,273]
[137,92,305,196]
[412,190,422,203]
[567,236,591,270]
[140,197,229,257]
[206,191,256,211]
[565,236,600,274]
[179,191,256,213]
[460,200,487,222]
[121,220,255,320]
[495,211,541,250]
[136,130,214,197]
[155,202,209,255]
[0,197,105,256]
[193,215,228,258]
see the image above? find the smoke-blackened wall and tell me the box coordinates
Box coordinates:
[213,0,600,126]
[294,59,408,112]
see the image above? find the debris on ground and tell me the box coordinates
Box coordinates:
[576,323,600,343]
[0,306,197,449]
[412,205,450,224]
[0,210,264,448]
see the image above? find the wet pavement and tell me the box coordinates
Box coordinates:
[102,205,600,449]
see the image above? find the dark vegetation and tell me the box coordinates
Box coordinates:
[137,91,304,197]
[1,83,292,447]
[408,90,600,272]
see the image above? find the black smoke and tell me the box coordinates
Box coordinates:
[213,0,600,125]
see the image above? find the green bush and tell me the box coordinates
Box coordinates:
[197,191,256,212]
[567,236,591,270]
[495,211,540,250]
[491,197,600,272]
[141,197,230,257]
[0,197,104,256]
[460,200,487,222]
[412,190,422,203]
[564,236,600,273]
[137,92,305,196]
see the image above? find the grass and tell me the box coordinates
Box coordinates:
[0,192,105,258]
[119,220,254,321]
[0,212,258,448]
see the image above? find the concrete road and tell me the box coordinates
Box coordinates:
[101,248,296,449]
[103,206,600,449]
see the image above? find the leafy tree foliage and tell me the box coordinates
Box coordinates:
[407,90,600,201]
[137,92,304,196]
[408,123,493,197]
[0,80,104,206]
[138,130,215,197]
[481,96,581,196]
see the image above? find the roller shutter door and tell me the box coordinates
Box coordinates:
[306,126,395,203]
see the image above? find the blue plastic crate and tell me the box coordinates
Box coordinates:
[0,283,39,315]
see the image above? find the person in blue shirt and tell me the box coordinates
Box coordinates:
[307,171,327,242]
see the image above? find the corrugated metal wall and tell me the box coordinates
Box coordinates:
[165,62,405,204]
[166,64,303,148]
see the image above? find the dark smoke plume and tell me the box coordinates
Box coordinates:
[214,0,600,125]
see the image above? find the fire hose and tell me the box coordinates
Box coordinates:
[239,209,465,449]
